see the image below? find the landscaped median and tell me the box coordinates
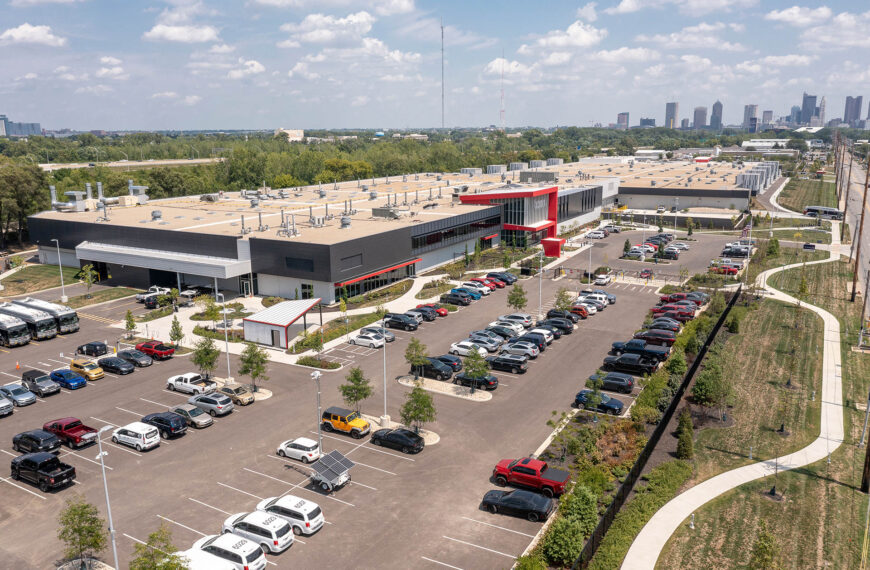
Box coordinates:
[396,375,492,401]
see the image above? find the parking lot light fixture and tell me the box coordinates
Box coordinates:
[311,371,322,453]
[538,250,543,320]
[96,425,119,570]
[50,238,67,303]
[215,293,231,380]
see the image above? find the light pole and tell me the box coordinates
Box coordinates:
[674,198,678,231]
[215,293,231,380]
[311,371,323,452]
[382,327,388,424]
[96,425,119,570]
[538,250,543,320]
[50,238,67,303]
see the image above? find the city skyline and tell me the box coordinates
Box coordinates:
[0,1,868,131]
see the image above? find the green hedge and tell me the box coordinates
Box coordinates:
[192,325,245,342]
[288,311,384,354]
[296,356,341,369]
[587,460,693,570]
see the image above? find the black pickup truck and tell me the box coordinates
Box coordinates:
[611,339,670,362]
[602,353,658,375]
[11,452,76,492]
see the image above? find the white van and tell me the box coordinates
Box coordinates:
[580,293,609,306]
[111,422,160,451]
[256,495,326,536]
[192,534,267,570]
[222,511,294,553]
[177,549,235,570]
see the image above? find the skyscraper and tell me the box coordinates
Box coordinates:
[801,92,817,125]
[617,112,629,130]
[665,102,678,129]
[818,96,826,125]
[693,107,707,129]
[680,118,689,129]
[789,105,801,125]
[639,118,656,127]
[762,110,773,125]
[710,100,723,130]
[743,104,758,129]
[845,96,864,126]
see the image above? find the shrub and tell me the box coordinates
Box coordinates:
[665,349,687,377]
[515,553,547,570]
[676,426,694,459]
[559,485,599,536]
[630,404,661,425]
[727,313,740,333]
[575,464,614,496]
[655,386,675,413]
[677,407,693,434]
[296,356,341,369]
[542,517,586,567]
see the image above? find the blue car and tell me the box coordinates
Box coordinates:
[451,287,481,300]
[50,369,87,390]
[574,389,624,415]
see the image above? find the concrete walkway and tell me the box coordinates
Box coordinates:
[764,176,796,214]
[622,223,845,569]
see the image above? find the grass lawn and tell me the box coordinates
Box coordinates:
[776,178,837,213]
[288,311,384,354]
[769,228,831,244]
[414,279,454,300]
[63,287,141,309]
[659,258,869,569]
[420,246,537,278]
[0,264,81,296]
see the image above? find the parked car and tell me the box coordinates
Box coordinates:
[97,357,135,375]
[603,224,621,233]
[20,370,60,397]
[432,354,463,372]
[660,292,702,305]
[481,489,555,522]
[582,289,616,304]
[498,313,533,328]
[574,390,625,415]
[13,429,62,454]
[547,309,579,323]
[536,318,573,334]
[658,310,694,323]
[449,340,488,357]
[451,287,481,300]
[217,383,255,406]
[171,404,214,429]
[803,242,816,251]
[0,383,36,407]
[461,281,491,296]
[594,274,612,285]
[277,437,321,463]
[651,304,694,316]
[587,230,606,239]
[486,325,519,339]
[221,511,293,554]
[602,353,658,375]
[492,457,571,497]
[500,341,539,359]
[643,320,681,334]
[487,271,518,284]
[167,372,216,394]
[673,242,690,250]
[509,334,547,352]
[574,302,597,315]
[486,354,528,374]
[530,325,560,341]
[634,329,677,346]
[406,307,436,322]
[402,311,423,324]
[117,349,153,367]
[471,276,501,289]
[360,326,395,342]
[371,428,425,454]
[467,334,502,352]
[709,265,738,275]
[112,422,160,451]
[349,333,384,348]
[661,250,680,260]
[453,372,498,390]
[611,338,670,362]
[49,370,87,390]
[191,534,267,570]
[320,406,370,438]
[10,452,76,492]
[416,303,449,316]
[70,359,105,381]
[569,305,589,319]
[577,297,606,312]
[0,396,13,417]
[489,320,525,334]
[256,495,325,536]
[136,340,175,360]
[415,358,454,380]
[76,341,107,357]
[639,269,654,279]
[382,314,418,331]
[141,412,188,439]
[588,372,634,394]
[441,292,471,306]
[624,250,645,260]
[189,393,235,417]
[136,286,171,302]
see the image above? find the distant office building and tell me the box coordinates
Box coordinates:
[743,105,758,129]
[801,93,817,125]
[274,128,304,142]
[693,107,707,129]
[0,114,41,137]
[639,117,656,127]
[616,112,629,130]
[710,101,723,131]
[680,118,690,129]
[789,105,802,125]
[0,116,7,137]
[762,110,773,125]
[845,96,864,127]
[748,117,759,133]
[665,102,679,129]
[818,96,826,125]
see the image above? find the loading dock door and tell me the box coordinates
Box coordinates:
[271,330,281,347]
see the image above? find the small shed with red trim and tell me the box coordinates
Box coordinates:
[243,298,321,349]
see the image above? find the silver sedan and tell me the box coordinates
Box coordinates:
[187,393,235,417]
[501,341,540,360]
[0,384,37,407]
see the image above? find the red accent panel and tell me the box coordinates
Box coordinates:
[542,238,566,258]
[335,258,422,287]
[482,233,499,240]
[547,193,558,238]
[457,185,558,204]
[503,221,555,232]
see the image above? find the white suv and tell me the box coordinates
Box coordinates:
[498,313,533,328]
[449,340,488,357]
[221,511,294,554]
[276,437,321,463]
[461,281,491,296]
[256,495,326,536]
[111,422,160,451]
[192,534,267,570]
[587,230,606,239]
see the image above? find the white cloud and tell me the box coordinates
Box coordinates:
[227,58,265,79]
[0,23,66,46]
[151,91,178,98]
[96,66,128,79]
[182,95,202,105]
[605,0,755,16]
[253,0,412,15]
[636,22,745,51]
[604,0,642,14]
[760,54,815,66]
[75,84,112,95]
[590,46,659,62]
[143,24,219,43]
[576,2,597,21]
[765,6,832,27]
[280,11,375,44]
[483,57,535,77]
[14,72,38,80]
[287,61,320,79]
[277,39,301,48]
[54,65,68,72]
[100,56,121,65]
[802,11,870,49]
[305,37,420,65]
[540,52,571,66]
[371,0,413,16]
[531,20,607,49]
[209,43,234,53]
[396,16,495,50]
[350,95,369,106]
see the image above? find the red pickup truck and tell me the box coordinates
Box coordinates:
[43,417,99,449]
[136,340,175,360]
[651,304,694,316]
[492,457,571,497]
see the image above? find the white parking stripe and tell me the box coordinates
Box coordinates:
[47,358,69,366]
[188,497,231,515]
[251,462,357,508]
[89,416,120,427]
[460,517,536,538]
[60,448,113,470]
[0,371,18,378]
[1,475,47,499]
[441,536,516,559]
[162,389,189,398]
[421,557,465,569]
[307,431,416,461]
[156,515,207,537]
[101,438,142,456]
[346,459,395,476]
[115,406,142,416]
[139,397,172,408]
[218,481,265,501]
[350,480,378,491]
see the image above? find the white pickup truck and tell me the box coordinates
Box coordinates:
[166,373,216,395]
[136,286,171,302]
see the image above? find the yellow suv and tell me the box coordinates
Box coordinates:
[218,383,255,406]
[321,406,371,439]
[70,358,105,381]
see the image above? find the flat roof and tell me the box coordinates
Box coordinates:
[244,298,321,327]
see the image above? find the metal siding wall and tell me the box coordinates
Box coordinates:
[330,226,413,283]
[249,238,332,281]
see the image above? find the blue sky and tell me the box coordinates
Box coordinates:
[0,0,867,131]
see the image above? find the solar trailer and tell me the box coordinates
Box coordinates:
[309,450,354,492]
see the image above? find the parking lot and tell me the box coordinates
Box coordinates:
[0,237,712,568]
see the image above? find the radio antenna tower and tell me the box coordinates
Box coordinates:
[441,18,445,130]
[499,48,505,131]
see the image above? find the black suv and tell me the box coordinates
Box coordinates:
[141,412,188,439]
[433,354,463,372]
[383,314,419,331]
[486,325,518,339]
[537,318,574,334]
[487,271,517,284]
[440,292,471,306]
[414,358,454,381]
[486,355,528,374]
[77,341,107,357]
[13,429,61,454]
[453,372,499,390]
[602,353,658,375]
[588,372,634,394]
[408,306,437,321]
[546,309,579,323]
[508,334,547,352]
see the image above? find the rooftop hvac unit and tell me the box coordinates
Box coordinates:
[340,216,352,229]
[201,193,220,202]
[369,190,378,200]
[151,210,163,221]
[250,198,259,207]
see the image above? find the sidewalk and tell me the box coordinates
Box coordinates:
[622,222,845,569]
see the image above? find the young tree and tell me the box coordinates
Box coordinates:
[169,315,184,346]
[559,485,599,536]
[623,239,631,254]
[79,264,99,299]
[462,348,490,393]
[339,366,373,413]
[554,287,573,312]
[192,336,220,379]
[400,380,436,433]
[404,337,428,379]
[239,341,270,390]
[749,520,783,570]
[507,283,528,312]
[473,239,482,261]
[584,376,603,420]
[129,523,188,570]
[57,496,107,567]
[676,408,694,459]
[502,250,511,270]
[125,309,136,339]
[686,217,694,236]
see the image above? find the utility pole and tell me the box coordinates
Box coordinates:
[852,163,870,302]
[440,17,445,130]
[844,148,855,242]
[863,434,870,492]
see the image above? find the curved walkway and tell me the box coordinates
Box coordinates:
[622,224,845,569]
[766,176,798,214]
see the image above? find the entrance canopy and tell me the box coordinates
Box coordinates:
[75,241,251,279]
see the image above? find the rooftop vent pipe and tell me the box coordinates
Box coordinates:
[340,216,352,229]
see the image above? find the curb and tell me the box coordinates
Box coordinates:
[397,375,493,402]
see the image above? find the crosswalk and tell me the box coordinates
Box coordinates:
[78,312,120,324]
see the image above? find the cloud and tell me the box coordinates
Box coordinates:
[350,95,369,106]
[287,61,320,79]
[636,22,745,51]
[802,11,870,48]
[304,37,420,65]
[143,24,219,43]
[75,84,112,94]
[605,0,756,16]
[151,91,178,98]
[253,0,412,15]
[182,95,201,105]
[590,46,659,62]
[483,57,535,77]
[530,20,607,49]
[396,16,496,49]
[227,58,265,79]
[14,72,38,80]
[280,11,375,44]
[100,56,121,65]
[0,23,66,46]
[540,52,571,66]
[576,2,597,21]
[604,0,642,14]
[760,54,815,66]
[765,6,832,27]
[209,43,234,53]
